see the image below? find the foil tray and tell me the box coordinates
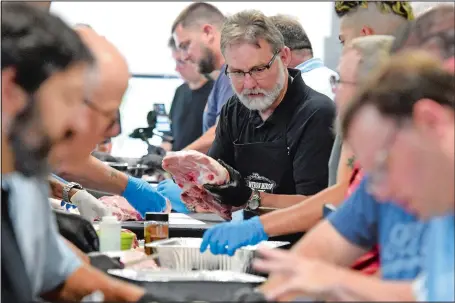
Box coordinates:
[145,237,289,273]
[108,268,266,283]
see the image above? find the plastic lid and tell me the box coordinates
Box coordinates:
[145,212,169,221]
[101,216,119,223]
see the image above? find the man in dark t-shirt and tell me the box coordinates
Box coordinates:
[166,37,214,151]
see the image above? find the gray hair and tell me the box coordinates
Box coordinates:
[220,10,284,56]
[269,14,312,52]
[347,35,395,82]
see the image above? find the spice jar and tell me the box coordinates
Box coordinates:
[144,212,169,255]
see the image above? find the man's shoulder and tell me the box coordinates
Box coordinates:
[294,84,336,117]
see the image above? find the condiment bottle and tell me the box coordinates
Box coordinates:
[144,212,169,255]
[99,216,121,252]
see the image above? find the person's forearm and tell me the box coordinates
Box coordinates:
[260,192,308,209]
[183,125,216,153]
[42,264,144,302]
[260,182,348,236]
[56,156,128,195]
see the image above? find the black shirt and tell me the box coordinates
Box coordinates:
[169,80,214,151]
[209,68,336,195]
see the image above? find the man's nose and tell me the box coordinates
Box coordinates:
[243,73,257,90]
[181,50,191,62]
[105,122,120,139]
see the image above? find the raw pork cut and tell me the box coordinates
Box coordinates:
[162,151,232,220]
[95,195,143,221]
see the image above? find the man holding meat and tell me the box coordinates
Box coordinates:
[163,10,335,233]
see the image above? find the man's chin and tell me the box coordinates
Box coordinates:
[239,98,274,111]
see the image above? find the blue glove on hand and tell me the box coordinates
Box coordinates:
[200,216,268,256]
[156,179,189,214]
[122,176,167,217]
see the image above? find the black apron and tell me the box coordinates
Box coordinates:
[233,108,295,220]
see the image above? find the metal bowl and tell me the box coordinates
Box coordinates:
[145,237,289,273]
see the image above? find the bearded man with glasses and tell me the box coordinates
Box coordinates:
[191,9,336,254]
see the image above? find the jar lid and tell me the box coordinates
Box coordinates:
[145,212,169,221]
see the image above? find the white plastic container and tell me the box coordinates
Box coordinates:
[99,216,121,252]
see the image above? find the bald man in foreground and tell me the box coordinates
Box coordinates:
[49,25,170,217]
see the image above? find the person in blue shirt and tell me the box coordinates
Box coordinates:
[338,15,454,301]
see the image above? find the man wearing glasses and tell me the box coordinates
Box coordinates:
[48,25,169,217]
[196,10,336,250]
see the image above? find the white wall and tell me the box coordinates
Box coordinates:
[51,2,335,75]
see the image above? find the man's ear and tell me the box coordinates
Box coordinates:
[1,68,27,119]
[413,98,448,139]
[361,26,375,37]
[280,47,292,67]
[202,24,216,44]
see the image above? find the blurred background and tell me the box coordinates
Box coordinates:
[50,2,342,158]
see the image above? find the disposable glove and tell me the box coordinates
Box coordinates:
[203,159,252,207]
[122,176,167,216]
[157,179,190,214]
[200,216,268,256]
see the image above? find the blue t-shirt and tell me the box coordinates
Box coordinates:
[202,65,234,132]
[328,176,429,280]
[422,214,454,302]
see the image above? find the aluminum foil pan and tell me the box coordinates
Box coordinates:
[145,237,289,273]
[108,268,266,283]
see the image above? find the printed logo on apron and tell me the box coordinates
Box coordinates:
[245,172,277,193]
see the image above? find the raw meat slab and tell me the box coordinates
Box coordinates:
[162,151,232,220]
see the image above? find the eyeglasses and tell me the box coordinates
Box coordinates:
[330,74,357,90]
[225,51,280,82]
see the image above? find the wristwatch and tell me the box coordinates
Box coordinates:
[246,189,261,211]
[62,182,83,202]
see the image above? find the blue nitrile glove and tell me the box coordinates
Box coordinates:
[156,179,190,214]
[200,216,268,256]
[122,176,167,217]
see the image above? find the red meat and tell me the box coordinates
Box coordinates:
[162,151,233,220]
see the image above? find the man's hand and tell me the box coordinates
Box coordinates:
[253,246,344,301]
[70,190,111,221]
[200,217,268,256]
[203,159,252,207]
[157,179,190,213]
[122,176,167,216]
[42,264,145,302]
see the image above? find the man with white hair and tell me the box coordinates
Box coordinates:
[198,10,336,255]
